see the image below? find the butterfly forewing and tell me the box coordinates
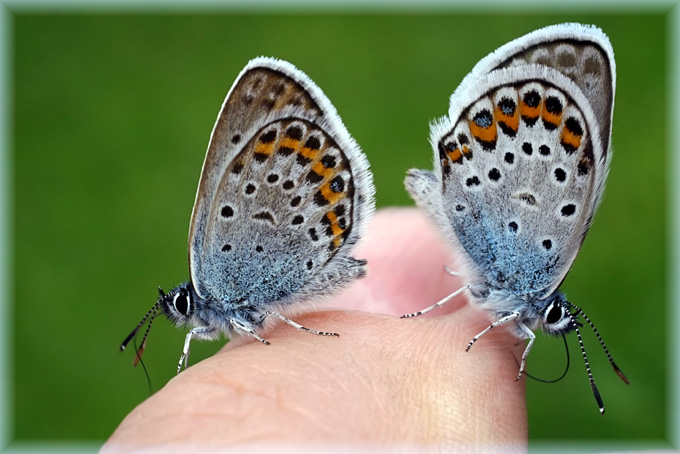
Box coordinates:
[469,24,615,164]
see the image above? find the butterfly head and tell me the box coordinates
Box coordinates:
[120,283,197,366]
[159,283,198,328]
[539,292,578,336]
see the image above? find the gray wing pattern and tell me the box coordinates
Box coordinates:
[190,59,374,306]
[438,73,599,299]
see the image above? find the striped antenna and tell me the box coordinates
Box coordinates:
[567,301,630,385]
[569,312,605,414]
[120,287,167,366]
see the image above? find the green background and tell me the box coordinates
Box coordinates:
[13,12,666,445]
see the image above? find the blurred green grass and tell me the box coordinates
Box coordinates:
[13,13,665,443]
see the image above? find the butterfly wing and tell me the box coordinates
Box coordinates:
[189,58,375,307]
[453,23,615,180]
[406,24,614,299]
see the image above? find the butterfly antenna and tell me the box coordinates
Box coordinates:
[120,301,159,352]
[568,312,605,414]
[121,287,168,351]
[132,304,160,367]
[524,334,570,383]
[567,302,629,385]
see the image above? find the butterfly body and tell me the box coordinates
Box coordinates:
[123,57,374,371]
[404,23,627,411]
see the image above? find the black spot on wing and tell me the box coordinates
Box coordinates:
[253,211,275,224]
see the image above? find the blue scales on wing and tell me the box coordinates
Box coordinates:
[437,78,599,300]
[189,63,372,309]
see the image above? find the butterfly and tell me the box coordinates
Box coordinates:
[402,23,628,412]
[121,57,375,373]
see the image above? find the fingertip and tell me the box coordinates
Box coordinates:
[337,208,467,316]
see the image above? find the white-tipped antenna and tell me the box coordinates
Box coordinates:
[567,301,630,385]
[569,312,604,413]
[567,302,629,414]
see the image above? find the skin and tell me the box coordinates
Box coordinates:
[102,208,527,453]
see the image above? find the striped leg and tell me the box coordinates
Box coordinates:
[266,311,339,337]
[401,284,470,318]
[230,319,271,345]
[465,311,520,353]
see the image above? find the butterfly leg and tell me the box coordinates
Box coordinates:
[516,321,536,380]
[177,326,215,374]
[265,311,340,337]
[401,284,470,318]
[465,311,520,352]
[230,319,271,345]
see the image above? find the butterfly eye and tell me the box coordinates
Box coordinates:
[539,299,574,336]
[173,289,191,316]
[545,303,564,324]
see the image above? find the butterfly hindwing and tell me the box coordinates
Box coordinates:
[436,67,602,298]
